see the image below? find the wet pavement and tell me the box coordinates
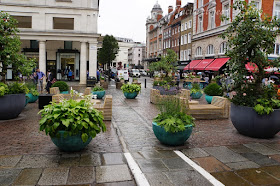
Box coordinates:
[0,77,280,185]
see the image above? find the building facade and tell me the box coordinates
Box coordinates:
[128,44,146,69]
[1,0,100,84]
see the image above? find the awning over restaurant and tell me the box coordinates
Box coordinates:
[204,58,230,71]
[245,62,259,72]
[193,59,215,71]
[183,60,202,71]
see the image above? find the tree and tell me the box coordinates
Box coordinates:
[97,35,119,69]
[0,12,36,82]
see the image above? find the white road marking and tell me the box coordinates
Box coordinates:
[124,153,150,186]
[174,150,225,186]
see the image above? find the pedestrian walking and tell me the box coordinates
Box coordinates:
[175,71,180,87]
[36,69,45,94]
[68,69,73,81]
[32,71,38,85]
[46,70,53,93]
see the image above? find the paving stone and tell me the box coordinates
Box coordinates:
[136,159,168,173]
[260,166,280,180]
[102,153,126,165]
[192,157,231,173]
[139,150,166,159]
[17,155,59,168]
[80,153,101,166]
[145,172,173,186]
[67,166,95,184]
[241,153,280,166]
[96,165,132,183]
[226,161,260,170]
[157,150,178,158]
[262,143,280,152]
[165,170,212,186]
[0,155,22,168]
[203,146,248,163]
[244,143,280,155]
[0,169,21,186]
[181,148,209,158]
[236,168,280,185]
[59,154,80,167]
[162,157,193,170]
[270,155,280,163]
[96,181,136,186]
[227,145,256,154]
[131,152,144,159]
[13,168,42,186]
[38,167,69,185]
[211,171,250,186]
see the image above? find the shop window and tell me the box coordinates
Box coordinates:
[12,16,32,28]
[64,41,72,50]
[53,17,74,30]
[30,40,39,49]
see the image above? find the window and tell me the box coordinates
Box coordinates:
[64,41,72,50]
[189,20,192,29]
[53,17,74,30]
[184,34,188,44]
[196,47,202,56]
[209,11,215,29]
[175,28,177,34]
[219,42,228,54]
[172,29,174,35]
[180,51,184,61]
[181,24,184,32]
[30,40,39,49]
[181,36,184,45]
[198,16,203,33]
[188,49,192,60]
[138,54,141,57]
[198,0,203,7]
[178,39,180,46]
[223,4,230,24]
[188,33,192,44]
[207,45,214,55]
[272,43,280,55]
[275,4,280,19]
[178,27,180,33]
[185,22,188,30]
[12,16,32,28]
[250,0,261,10]
[184,50,187,60]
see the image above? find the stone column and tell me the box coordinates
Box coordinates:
[89,42,98,78]
[39,40,46,75]
[80,42,87,85]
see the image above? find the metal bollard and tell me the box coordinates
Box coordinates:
[145,79,147,88]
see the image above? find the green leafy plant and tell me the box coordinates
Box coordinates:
[100,76,105,80]
[0,83,8,97]
[121,83,141,93]
[153,97,195,133]
[29,88,39,96]
[39,98,106,143]
[7,82,29,95]
[92,86,105,92]
[204,83,223,96]
[254,98,280,115]
[190,83,203,94]
[51,81,69,92]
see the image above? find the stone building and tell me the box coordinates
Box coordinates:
[0,0,100,84]
[128,44,146,69]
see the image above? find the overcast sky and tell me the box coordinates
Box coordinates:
[98,0,194,43]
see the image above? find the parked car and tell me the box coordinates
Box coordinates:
[130,69,141,78]
[140,69,147,76]
[116,69,129,82]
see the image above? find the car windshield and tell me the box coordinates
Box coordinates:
[133,69,139,72]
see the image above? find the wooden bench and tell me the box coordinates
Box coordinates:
[180,96,230,119]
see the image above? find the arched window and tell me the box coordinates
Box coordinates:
[207,45,214,55]
[219,42,228,54]
[196,46,202,56]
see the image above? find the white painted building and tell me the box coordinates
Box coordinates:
[128,44,146,69]
[0,0,100,84]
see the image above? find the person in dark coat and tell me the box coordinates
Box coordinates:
[46,70,53,93]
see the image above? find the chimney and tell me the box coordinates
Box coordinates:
[168,6,173,14]
[176,0,181,8]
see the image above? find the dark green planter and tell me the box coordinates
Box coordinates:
[205,95,213,104]
[190,92,203,99]
[61,91,69,94]
[27,93,38,103]
[51,131,92,152]
[92,90,105,99]
[152,122,193,146]
[124,92,138,99]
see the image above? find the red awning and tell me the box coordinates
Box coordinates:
[204,58,230,71]
[245,62,259,73]
[193,59,215,71]
[183,60,202,71]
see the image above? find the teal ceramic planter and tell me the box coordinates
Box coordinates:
[92,90,106,99]
[124,92,138,99]
[152,122,193,146]
[190,92,203,99]
[61,91,69,94]
[51,131,92,152]
[27,93,38,103]
[205,95,213,104]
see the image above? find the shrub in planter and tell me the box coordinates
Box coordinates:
[39,94,106,152]
[153,80,179,95]
[153,96,195,146]
[51,81,69,94]
[92,86,106,99]
[121,83,141,99]
[203,83,223,104]
[190,83,203,99]
[27,88,39,103]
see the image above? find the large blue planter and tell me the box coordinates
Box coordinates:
[51,131,92,152]
[124,92,138,99]
[190,92,203,99]
[92,90,105,99]
[27,93,38,103]
[152,122,193,146]
[205,95,213,104]
[61,91,69,94]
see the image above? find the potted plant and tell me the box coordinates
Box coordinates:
[222,1,280,138]
[203,83,223,104]
[120,77,125,83]
[100,76,105,83]
[39,92,106,152]
[92,86,106,99]
[153,97,195,146]
[190,83,203,99]
[51,81,69,94]
[0,82,28,120]
[133,77,138,83]
[121,83,141,99]
[27,88,39,103]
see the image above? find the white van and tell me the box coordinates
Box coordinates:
[117,69,129,81]
[130,69,141,78]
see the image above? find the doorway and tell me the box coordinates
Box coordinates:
[56,53,80,81]
[61,58,75,80]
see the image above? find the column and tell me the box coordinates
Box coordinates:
[39,40,46,75]
[80,42,87,85]
[89,42,97,78]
